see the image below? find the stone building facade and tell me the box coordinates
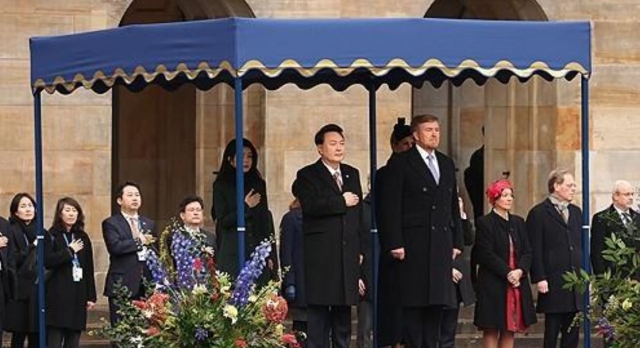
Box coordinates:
[0,0,638,295]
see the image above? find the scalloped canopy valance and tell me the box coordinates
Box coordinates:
[30,17,591,94]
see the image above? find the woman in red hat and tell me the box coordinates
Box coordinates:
[473,179,537,348]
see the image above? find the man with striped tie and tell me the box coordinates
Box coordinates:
[591,180,640,279]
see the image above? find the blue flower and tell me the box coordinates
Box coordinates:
[145,249,169,288]
[229,239,271,308]
[194,327,209,342]
[596,317,616,342]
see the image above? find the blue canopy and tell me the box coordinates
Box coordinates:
[30,17,591,94]
[28,16,595,348]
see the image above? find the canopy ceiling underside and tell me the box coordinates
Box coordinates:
[30,18,591,94]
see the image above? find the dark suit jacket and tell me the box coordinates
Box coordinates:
[294,159,365,306]
[591,205,640,278]
[102,214,155,297]
[527,199,583,313]
[376,146,463,307]
[279,208,306,307]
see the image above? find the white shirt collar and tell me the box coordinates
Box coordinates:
[613,205,630,216]
[321,160,341,176]
[121,211,139,220]
[185,226,201,234]
[415,144,436,160]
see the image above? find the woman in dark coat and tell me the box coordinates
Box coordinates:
[279,198,306,335]
[212,138,275,280]
[5,193,40,348]
[375,118,413,348]
[45,197,96,348]
[473,180,536,348]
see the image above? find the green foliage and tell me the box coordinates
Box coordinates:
[564,233,640,348]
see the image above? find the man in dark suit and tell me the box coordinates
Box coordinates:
[376,114,463,348]
[102,181,156,328]
[0,215,15,343]
[527,169,583,348]
[591,180,640,278]
[293,124,365,348]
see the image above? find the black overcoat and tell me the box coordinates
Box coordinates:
[449,219,476,309]
[212,177,274,279]
[374,163,403,347]
[44,228,97,331]
[294,159,365,306]
[527,199,584,313]
[102,214,155,297]
[473,212,536,329]
[0,217,15,330]
[5,219,38,333]
[376,147,463,307]
[591,205,640,278]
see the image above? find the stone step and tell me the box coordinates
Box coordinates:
[12,304,604,347]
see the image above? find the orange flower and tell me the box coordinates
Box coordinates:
[132,300,147,309]
[282,333,297,344]
[262,295,288,323]
[282,333,301,348]
[147,326,160,336]
[210,292,219,302]
[234,338,247,348]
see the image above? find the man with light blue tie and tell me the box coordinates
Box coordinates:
[376,114,463,348]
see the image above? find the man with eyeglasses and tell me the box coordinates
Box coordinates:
[591,180,640,279]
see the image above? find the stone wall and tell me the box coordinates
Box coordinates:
[1,0,640,299]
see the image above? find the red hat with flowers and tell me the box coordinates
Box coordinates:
[486,179,513,206]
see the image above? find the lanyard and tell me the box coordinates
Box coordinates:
[63,233,80,266]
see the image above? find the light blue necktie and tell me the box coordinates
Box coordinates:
[426,154,439,184]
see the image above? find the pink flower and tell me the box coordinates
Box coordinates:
[235,338,247,348]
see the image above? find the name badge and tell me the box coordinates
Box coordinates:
[72,265,83,282]
[137,247,148,261]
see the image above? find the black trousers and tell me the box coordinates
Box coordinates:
[48,327,81,348]
[403,306,443,348]
[543,312,579,348]
[307,305,351,348]
[439,307,459,348]
[11,332,39,348]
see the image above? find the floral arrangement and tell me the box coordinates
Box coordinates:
[93,219,301,348]
[564,213,640,348]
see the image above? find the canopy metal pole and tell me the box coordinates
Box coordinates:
[234,78,246,271]
[368,84,379,348]
[580,75,591,348]
[34,91,46,348]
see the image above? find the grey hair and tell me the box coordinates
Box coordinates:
[612,180,633,195]
[547,168,572,194]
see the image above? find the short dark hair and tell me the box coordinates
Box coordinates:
[314,124,344,145]
[9,193,36,220]
[410,114,440,132]
[52,197,85,232]
[115,181,141,200]
[178,195,204,214]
